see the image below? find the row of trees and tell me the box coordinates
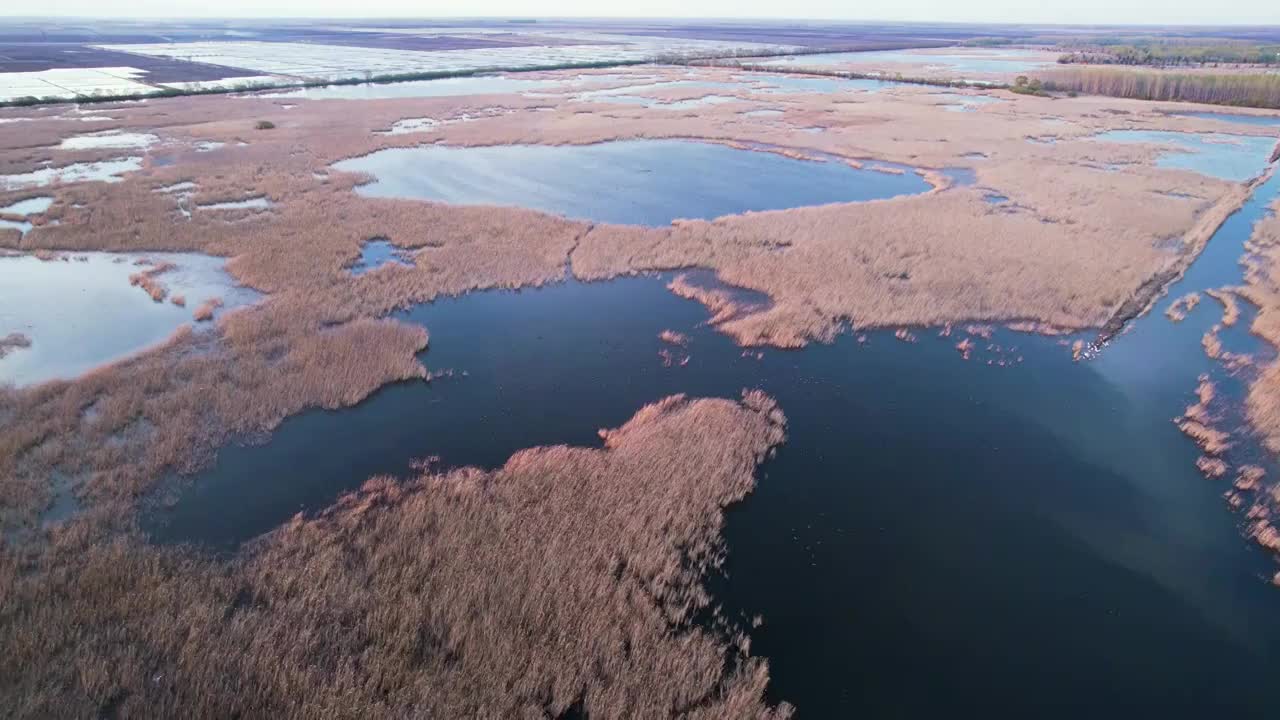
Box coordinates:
[1057,43,1280,67]
[1043,68,1280,108]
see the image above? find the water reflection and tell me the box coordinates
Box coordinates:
[0,252,260,386]
[333,139,931,226]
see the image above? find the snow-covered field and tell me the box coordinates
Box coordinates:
[0,32,799,103]
[95,34,797,83]
[0,67,157,102]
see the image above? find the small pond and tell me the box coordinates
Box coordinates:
[58,131,159,151]
[0,157,143,190]
[1094,130,1277,181]
[258,74,569,100]
[0,252,260,386]
[332,139,931,226]
[348,238,415,276]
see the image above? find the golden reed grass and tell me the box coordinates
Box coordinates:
[0,393,791,719]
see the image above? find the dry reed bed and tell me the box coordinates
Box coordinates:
[0,393,790,719]
[1166,291,1202,321]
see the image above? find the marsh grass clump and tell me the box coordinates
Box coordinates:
[128,260,176,303]
[0,393,791,719]
[192,297,222,322]
[0,332,31,358]
[1165,291,1201,321]
[1205,289,1241,326]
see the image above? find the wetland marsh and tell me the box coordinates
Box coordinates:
[3,51,1280,719]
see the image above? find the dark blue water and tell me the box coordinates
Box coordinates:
[152,147,1280,715]
[332,140,931,226]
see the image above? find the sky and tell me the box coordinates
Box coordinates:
[19,1,1280,25]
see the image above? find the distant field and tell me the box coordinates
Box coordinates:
[0,43,260,81]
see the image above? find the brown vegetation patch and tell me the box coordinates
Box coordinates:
[0,393,791,719]
[1196,456,1229,478]
[1166,291,1201,321]
[659,329,690,346]
[192,297,222,322]
[1205,288,1241,326]
[1202,325,1224,359]
[0,331,31,358]
[1236,465,1266,491]
[128,259,176,303]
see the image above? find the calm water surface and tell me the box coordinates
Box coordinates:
[258,74,569,100]
[760,48,1052,74]
[334,139,931,226]
[154,136,1280,715]
[0,252,259,386]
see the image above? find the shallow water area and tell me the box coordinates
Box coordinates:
[1,196,54,215]
[348,238,415,275]
[759,48,1053,74]
[57,131,159,151]
[0,252,260,386]
[742,73,894,93]
[333,139,932,226]
[257,74,569,100]
[930,91,1002,112]
[1094,129,1276,181]
[197,196,272,211]
[1175,111,1280,128]
[571,79,750,103]
[0,157,143,190]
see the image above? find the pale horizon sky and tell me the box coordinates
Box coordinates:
[14,1,1280,26]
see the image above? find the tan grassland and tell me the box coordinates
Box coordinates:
[0,393,792,719]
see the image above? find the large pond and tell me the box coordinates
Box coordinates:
[1176,111,1280,128]
[1094,129,1278,182]
[333,139,931,226]
[0,252,259,386]
[256,74,571,100]
[759,48,1054,74]
[151,158,1280,714]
